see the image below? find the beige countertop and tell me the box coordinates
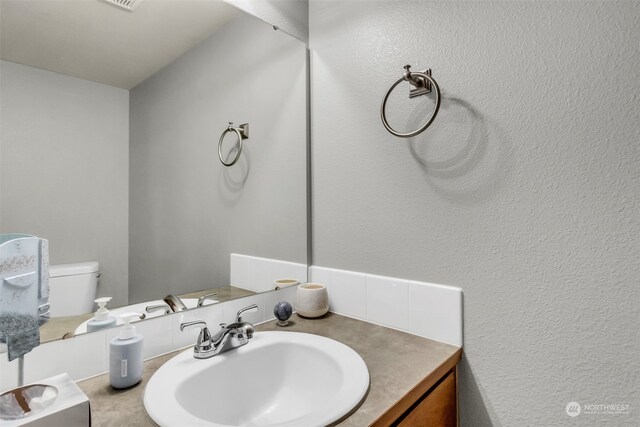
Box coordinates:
[77,313,461,426]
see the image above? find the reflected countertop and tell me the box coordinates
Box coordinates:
[77,313,461,426]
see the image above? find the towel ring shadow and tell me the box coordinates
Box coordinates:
[381,65,441,138]
[218,122,249,167]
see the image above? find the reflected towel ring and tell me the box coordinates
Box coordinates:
[381,65,441,138]
[218,122,249,167]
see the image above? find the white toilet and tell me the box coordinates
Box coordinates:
[48,261,100,317]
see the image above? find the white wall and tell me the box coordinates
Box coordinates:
[225,0,308,43]
[309,1,639,426]
[129,13,307,303]
[0,61,129,306]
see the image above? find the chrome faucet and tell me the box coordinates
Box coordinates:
[180,304,258,359]
[163,294,188,312]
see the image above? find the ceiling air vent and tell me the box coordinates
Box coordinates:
[101,0,144,12]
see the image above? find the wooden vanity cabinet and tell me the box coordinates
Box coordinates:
[371,349,461,427]
[394,369,457,426]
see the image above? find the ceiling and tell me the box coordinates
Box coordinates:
[0,0,240,89]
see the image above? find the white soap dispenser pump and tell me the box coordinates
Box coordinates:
[109,312,144,389]
[86,297,117,332]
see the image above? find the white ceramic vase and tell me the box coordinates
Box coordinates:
[294,283,329,318]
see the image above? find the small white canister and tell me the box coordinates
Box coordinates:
[295,283,329,318]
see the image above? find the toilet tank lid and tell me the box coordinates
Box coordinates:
[49,261,99,278]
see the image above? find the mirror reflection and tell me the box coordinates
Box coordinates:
[0,0,308,344]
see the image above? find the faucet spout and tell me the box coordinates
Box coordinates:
[163,294,188,312]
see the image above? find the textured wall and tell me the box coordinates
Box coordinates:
[0,61,129,306]
[129,13,307,303]
[309,1,639,425]
[225,0,308,43]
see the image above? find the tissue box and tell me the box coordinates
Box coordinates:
[0,373,90,426]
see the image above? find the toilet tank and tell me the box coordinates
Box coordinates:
[49,262,100,317]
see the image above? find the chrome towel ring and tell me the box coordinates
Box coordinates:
[380,65,441,138]
[218,122,249,167]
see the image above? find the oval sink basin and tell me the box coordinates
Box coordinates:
[144,331,369,427]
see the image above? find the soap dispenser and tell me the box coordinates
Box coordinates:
[86,297,117,332]
[109,312,143,389]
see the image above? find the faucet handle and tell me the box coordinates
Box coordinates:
[180,320,212,348]
[236,304,258,323]
[146,304,170,315]
[197,292,218,307]
[180,320,208,332]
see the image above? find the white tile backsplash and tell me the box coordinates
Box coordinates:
[408,281,463,347]
[27,331,106,384]
[366,274,410,330]
[231,253,307,293]
[222,293,266,325]
[247,257,273,293]
[309,265,332,287]
[128,315,173,360]
[230,254,250,289]
[292,263,308,284]
[324,268,367,319]
[270,261,307,287]
[311,265,463,347]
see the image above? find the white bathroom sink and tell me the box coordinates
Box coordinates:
[74,298,217,335]
[144,331,369,427]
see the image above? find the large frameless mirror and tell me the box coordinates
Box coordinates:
[0,0,308,344]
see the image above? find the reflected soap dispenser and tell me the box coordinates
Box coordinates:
[109,312,143,389]
[86,297,117,332]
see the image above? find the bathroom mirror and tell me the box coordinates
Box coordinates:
[0,0,308,343]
